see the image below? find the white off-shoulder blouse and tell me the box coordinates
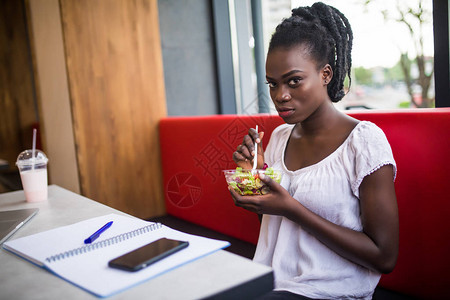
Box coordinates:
[253,121,397,300]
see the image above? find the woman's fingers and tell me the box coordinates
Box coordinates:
[232,151,252,169]
[257,132,264,145]
[238,143,253,159]
[249,128,260,143]
[228,187,266,214]
[242,135,256,157]
[258,173,284,195]
[232,129,265,169]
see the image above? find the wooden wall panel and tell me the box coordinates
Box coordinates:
[0,0,36,166]
[26,0,80,194]
[59,0,167,218]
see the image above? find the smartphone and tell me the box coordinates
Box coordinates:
[108,238,189,272]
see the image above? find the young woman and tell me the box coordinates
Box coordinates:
[229,2,399,299]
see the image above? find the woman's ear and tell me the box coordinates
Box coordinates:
[321,64,333,85]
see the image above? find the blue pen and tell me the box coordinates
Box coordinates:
[84,221,113,244]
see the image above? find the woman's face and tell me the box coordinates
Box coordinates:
[265,44,332,124]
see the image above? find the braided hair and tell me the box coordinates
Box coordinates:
[268,2,353,102]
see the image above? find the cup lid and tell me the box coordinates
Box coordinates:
[16,149,48,167]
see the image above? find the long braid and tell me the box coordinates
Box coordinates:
[270,2,353,102]
[311,3,353,101]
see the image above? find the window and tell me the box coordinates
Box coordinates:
[265,0,436,110]
[216,0,448,113]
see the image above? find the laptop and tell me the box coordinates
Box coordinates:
[0,208,39,244]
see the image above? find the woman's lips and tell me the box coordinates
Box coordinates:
[277,108,295,118]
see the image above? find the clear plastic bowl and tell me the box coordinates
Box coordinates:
[223,168,282,196]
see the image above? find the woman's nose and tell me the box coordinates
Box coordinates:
[273,87,291,102]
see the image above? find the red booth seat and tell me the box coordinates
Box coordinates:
[159,108,450,299]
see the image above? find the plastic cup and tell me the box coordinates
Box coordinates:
[16,149,49,202]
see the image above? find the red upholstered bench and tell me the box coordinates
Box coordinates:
[157,108,450,299]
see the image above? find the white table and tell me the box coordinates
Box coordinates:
[0,185,273,299]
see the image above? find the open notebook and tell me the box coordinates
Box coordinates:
[3,213,230,298]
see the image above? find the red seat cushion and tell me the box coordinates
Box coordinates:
[160,108,450,299]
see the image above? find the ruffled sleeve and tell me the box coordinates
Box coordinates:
[349,121,397,198]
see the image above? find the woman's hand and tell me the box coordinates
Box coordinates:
[232,128,265,170]
[228,173,295,216]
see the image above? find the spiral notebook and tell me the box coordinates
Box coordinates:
[2,213,230,298]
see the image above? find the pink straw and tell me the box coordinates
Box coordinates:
[32,128,37,170]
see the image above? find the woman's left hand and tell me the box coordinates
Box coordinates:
[228,173,295,216]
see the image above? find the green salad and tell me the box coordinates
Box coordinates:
[224,167,282,195]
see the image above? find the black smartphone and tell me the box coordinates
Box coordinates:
[108,238,189,272]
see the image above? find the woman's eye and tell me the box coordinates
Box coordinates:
[265,81,276,88]
[288,77,301,87]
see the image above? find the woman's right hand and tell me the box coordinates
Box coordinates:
[232,128,265,169]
